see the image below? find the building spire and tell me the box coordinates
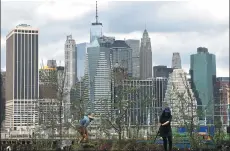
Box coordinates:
[91,1,102,26]
[96,1,98,23]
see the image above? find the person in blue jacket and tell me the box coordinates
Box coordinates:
[78,113,95,143]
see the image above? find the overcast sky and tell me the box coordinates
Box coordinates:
[1,0,229,77]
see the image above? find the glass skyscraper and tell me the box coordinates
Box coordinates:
[110,40,133,77]
[190,47,216,124]
[125,39,140,79]
[85,37,113,114]
[76,42,88,79]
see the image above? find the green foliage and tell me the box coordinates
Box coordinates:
[70,76,90,122]
[213,129,225,144]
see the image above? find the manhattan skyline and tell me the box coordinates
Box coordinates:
[1,0,229,78]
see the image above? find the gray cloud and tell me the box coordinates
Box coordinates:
[1,1,42,28]
[1,1,229,76]
[103,1,229,33]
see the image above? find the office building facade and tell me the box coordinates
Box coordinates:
[140,29,152,80]
[190,47,216,124]
[164,69,198,126]
[47,60,57,68]
[125,39,140,79]
[86,38,112,114]
[5,24,39,129]
[172,52,182,69]
[64,35,76,121]
[39,61,58,99]
[110,40,132,77]
[153,65,173,78]
[216,77,230,126]
[65,35,76,88]
[76,42,89,79]
[121,78,168,126]
[1,72,6,124]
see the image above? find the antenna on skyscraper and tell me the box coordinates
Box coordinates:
[96,1,98,23]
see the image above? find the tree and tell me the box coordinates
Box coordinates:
[38,63,69,140]
[164,69,199,149]
[95,64,154,150]
[70,76,89,122]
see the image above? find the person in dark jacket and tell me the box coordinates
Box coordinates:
[159,107,172,151]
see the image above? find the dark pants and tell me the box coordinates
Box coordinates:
[162,135,172,151]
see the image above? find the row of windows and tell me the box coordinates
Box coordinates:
[14,30,38,33]
[14,101,36,104]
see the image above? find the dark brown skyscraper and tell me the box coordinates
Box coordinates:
[140,29,152,79]
[5,24,39,129]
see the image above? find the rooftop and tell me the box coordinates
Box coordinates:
[111,40,130,48]
[197,47,208,53]
[16,24,31,28]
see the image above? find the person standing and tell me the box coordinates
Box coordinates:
[159,107,173,151]
[77,113,95,143]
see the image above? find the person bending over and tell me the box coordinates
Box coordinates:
[78,113,95,143]
[159,107,172,151]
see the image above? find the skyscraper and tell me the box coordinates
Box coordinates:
[65,35,76,88]
[0,35,2,125]
[5,24,39,129]
[110,40,132,76]
[153,77,168,122]
[122,78,168,126]
[153,65,173,78]
[0,72,6,125]
[90,1,103,43]
[216,77,230,126]
[39,61,57,99]
[76,42,89,79]
[125,39,140,79]
[47,59,57,68]
[123,79,154,125]
[86,38,112,114]
[164,69,198,126]
[98,35,115,48]
[64,35,76,121]
[140,29,152,80]
[190,47,216,124]
[171,52,182,69]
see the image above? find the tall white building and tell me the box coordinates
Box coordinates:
[64,35,76,121]
[125,39,140,79]
[65,35,76,88]
[164,69,198,126]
